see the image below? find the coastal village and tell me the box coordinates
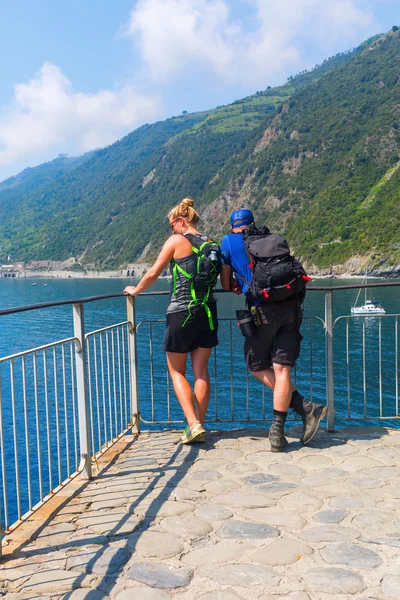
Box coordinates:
[0,259,151,279]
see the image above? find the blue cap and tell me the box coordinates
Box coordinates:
[230,208,254,228]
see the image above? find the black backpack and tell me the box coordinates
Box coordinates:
[242,224,311,303]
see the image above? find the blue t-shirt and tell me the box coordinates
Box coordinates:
[220,233,252,294]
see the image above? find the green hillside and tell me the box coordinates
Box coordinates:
[1,31,399,272]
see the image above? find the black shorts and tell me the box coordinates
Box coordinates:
[244,300,303,371]
[162,304,218,354]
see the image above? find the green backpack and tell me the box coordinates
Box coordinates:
[171,233,222,330]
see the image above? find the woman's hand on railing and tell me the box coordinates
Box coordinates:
[123,286,138,296]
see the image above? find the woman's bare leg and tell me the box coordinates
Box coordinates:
[191,347,212,425]
[166,352,198,426]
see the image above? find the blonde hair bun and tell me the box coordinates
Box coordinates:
[168,197,200,226]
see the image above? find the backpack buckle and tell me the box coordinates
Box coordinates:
[262,289,270,299]
[285,283,291,289]
[302,275,312,281]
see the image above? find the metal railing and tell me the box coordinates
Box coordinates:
[136,315,326,425]
[0,282,399,555]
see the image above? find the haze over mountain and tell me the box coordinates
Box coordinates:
[1,29,399,275]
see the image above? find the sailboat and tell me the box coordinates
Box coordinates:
[351,268,385,315]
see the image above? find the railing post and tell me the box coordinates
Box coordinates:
[126,296,140,433]
[325,290,335,432]
[73,303,92,479]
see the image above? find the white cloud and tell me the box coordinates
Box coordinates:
[126,0,374,86]
[126,0,238,82]
[0,62,162,177]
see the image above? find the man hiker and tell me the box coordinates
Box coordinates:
[220,208,327,452]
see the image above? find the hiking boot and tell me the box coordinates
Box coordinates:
[269,422,288,453]
[180,422,206,444]
[301,403,328,445]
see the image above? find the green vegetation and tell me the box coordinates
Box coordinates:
[1,30,399,271]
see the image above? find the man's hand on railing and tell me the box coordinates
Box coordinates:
[231,277,242,295]
[123,286,139,296]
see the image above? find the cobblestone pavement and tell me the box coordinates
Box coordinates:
[1,426,400,600]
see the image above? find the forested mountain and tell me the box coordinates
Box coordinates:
[0,153,93,194]
[1,30,399,274]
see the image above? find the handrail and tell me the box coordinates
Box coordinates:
[1,282,400,317]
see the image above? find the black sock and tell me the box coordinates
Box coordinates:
[290,390,312,415]
[272,409,287,428]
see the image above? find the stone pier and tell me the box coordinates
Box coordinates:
[1,426,400,599]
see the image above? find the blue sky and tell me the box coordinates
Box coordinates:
[0,0,399,181]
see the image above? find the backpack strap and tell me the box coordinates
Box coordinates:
[182,233,217,331]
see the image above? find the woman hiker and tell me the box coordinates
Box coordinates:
[123,198,220,444]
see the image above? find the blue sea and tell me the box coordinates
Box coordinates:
[0,277,399,528]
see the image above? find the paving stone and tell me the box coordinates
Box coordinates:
[181,542,253,565]
[300,526,361,542]
[64,529,108,549]
[314,510,348,524]
[368,446,400,462]
[257,482,297,494]
[268,463,306,478]
[115,587,171,600]
[241,473,279,485]
[279,492,323,512]
[75,509,143,536]
[253,538,313,565]
[330,496,364,509]
[189,470,223,481]
[161,515,213,538]
[214,492,274,508]
[198,593,244,600]
[362,537,400,547]
[120,457,158,466]
[359,466,400,479]
[195,505,233,521]
[217,520,279,540]
[306,567,365,594]
[214,438,240,447]
[131,500,195,518]
[340,456,383,469]
[297,455,333,467]
[127,530,183,558]
[351,513,394,533]
[347,477,382,489]
[250,451,277,463]
[376,498,400,510]
[66,545,130,574]
[115,589,170,600]
[328,444,358,456]
[320,467,348,479]
[62,590,109,599]
[382,575,400,599]
[240,507,307,530]
[203,563,280,587]
[205,449,243,461]
[204,479,239,494]
[368,484,400,500]
[171,487,203,502]
[301,475,331,486]
[18,569,98,594]
[34,522,76,547]
[226,462,259,474]
[258,594,309,600]
[320,542,381,569]
[126,562,193,589]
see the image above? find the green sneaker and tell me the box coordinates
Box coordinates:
[181,422,206,444]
